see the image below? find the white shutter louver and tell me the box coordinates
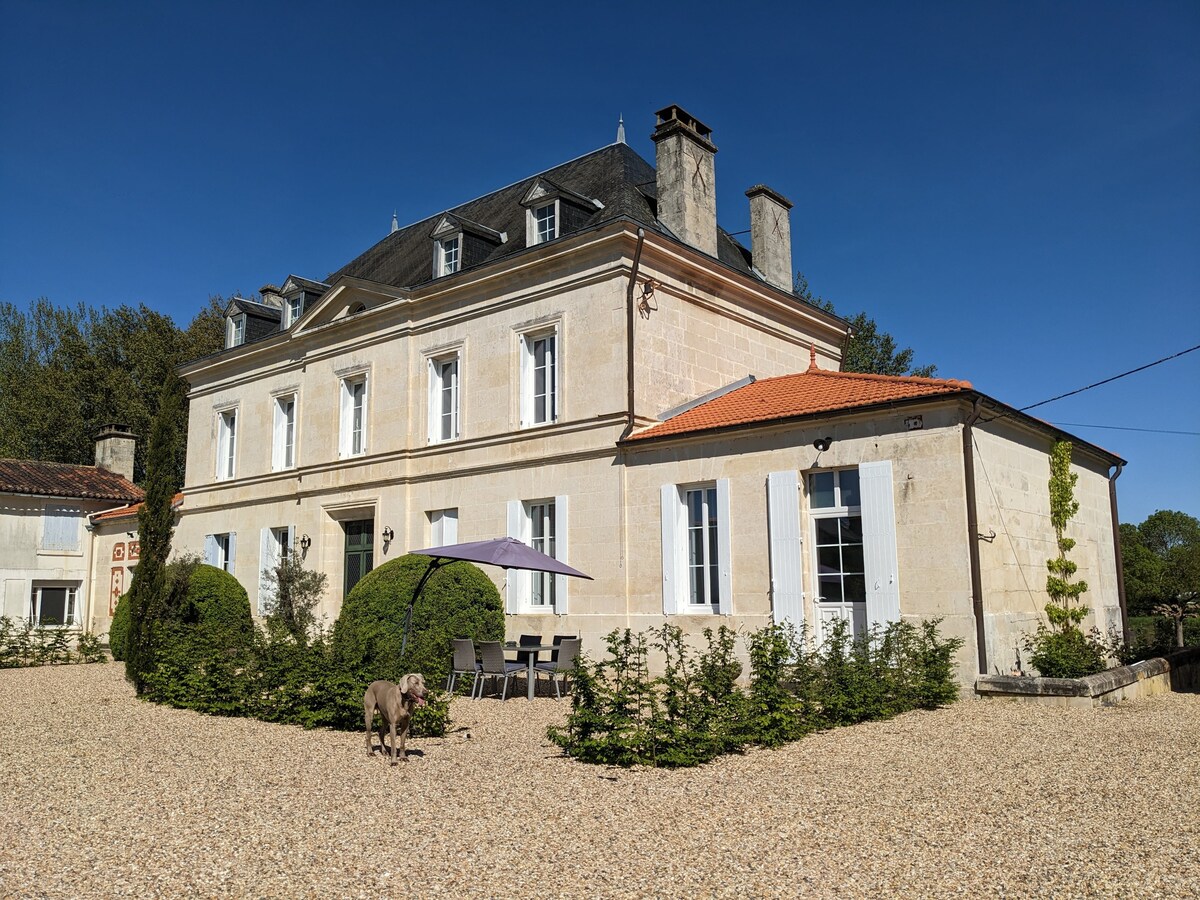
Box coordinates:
[505,500,524,614]
[767,471,804,627]
[716,479,733,615]
[554,495,569,616]
[660,484,680,615]
[259,528,275,615]
[860,460,901,628]
[204,534,218,567]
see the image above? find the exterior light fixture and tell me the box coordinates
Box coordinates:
[381,526,395,543]
[813,437,832,452]
[299,534,312,552]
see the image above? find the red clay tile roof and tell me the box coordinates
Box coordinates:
[91,492,183,522]
[626,362,973,442]
[0,459,144,502]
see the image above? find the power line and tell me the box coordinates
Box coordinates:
[1018,343,1200,413]
[1050,422,1200,437]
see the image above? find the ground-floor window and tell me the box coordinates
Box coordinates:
[528,500,557,610]
[343,519,374,597]
[31,583,79,627]
[660,480,731,615]
[205,532,235,573]
[507,496,570,614]
[810,468,866,639]
[685,485,720,608]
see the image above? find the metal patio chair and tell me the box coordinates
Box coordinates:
[476,641,525,701]
[447,638,482,696]
[535,638,581,699]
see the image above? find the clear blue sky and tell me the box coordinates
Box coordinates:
[2,1,1197,524]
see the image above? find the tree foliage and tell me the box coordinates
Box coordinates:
[0,297,225,484]
[124,375,185,694]
[1121,510,1200,642]
[793,273,937,377]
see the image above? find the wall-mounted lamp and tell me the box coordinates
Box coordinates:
[299,534,312,552]
[813,437,832,452]
[381,526,395,543]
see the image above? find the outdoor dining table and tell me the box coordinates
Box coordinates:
[503,642,556,700]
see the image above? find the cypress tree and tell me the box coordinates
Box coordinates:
[125,373,184,693]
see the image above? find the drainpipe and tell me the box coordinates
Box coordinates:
[1108,463,1130,645]
[839,324,853,371]
[619,228,646,440]
[962,397,988,675]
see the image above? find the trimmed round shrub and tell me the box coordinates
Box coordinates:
[332,554,504,689]
[109,592,131,661]
[180,563,254,642]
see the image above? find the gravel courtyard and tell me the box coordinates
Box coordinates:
[2,664,1197,899]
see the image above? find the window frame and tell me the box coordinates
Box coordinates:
[527,500,557,610]
[684,485,720,609]
[215,407,238,480]
[519,325,560,428]
[529,200,559,245]
[206,532,235,574]
[284,294,303,328]
[428,508,459,546]
[807,468,865,608]
[272,393,297,471]
[660,479,732,616]
[436,235,461,277]
[226,313,246,348]
[427,351,461,444]
[506,496,570,615]
[30,582,80,628]
[339,373,369,458]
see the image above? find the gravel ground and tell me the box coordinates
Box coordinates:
[2,664,1198,899]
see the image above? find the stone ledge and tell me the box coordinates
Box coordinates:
[975,646,1200,706]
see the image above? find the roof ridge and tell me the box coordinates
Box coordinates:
[754,368,972,390]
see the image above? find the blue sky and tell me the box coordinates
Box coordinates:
[1,1,1197,524]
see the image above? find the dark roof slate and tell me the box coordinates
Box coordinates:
[328,142,756,289]
[0,459,144,502]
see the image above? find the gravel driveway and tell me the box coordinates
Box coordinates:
[2,663,1197,899]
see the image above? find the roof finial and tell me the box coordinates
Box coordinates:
[808,343,818,372]
[390,211,399,234]
[616,114,626,144]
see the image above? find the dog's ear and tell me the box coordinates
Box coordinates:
[398,674,414,696]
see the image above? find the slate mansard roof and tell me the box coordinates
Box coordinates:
[0,459,144,503]
[328,142,756,290]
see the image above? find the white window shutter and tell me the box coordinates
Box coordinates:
[716,478,733,615]
[660,484,680,615]
[339,380,350,457]
[860,460,900,628]
[271,402,283,470]
[444,509,458,545]
[519,336,532,427]
[427,358,437,443]
[287,525,296,558]
[259,527,274,615]
[505,500,525,613]
[228,532,237,576]
[204,534,218,567]
[554,494,569,615]
[216,416,227,478]
[767,470,804,627]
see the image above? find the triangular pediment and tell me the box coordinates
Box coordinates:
[429,215,460,239]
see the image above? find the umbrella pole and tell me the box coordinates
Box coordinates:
[400,558,444,661]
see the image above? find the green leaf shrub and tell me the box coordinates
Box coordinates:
[1023,625,1110,678]
[550,619,964,768]
[331,554,504,691]
[109,592,131,661]
[0,616,108,668]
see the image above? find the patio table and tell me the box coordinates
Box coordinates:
[503,642,556,700]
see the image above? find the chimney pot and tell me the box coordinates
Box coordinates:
[746,185,794,292]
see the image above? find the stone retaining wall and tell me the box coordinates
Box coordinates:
[975,646,1200,707]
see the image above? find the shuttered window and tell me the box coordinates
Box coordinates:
[42,505,81,552]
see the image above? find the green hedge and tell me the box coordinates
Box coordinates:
[332,554,504,689]
[109,592,131,661]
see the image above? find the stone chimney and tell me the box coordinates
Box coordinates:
[259,284,284,308]
[746,185,794,292]
[94,424,136,482]
[652,105,718,257]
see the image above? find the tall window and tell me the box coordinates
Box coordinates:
[520,330,558,427]
[226,314,246,348]
[429,508,458,545]
[429,355,460,443]
[533,203,557,243]
[273,395,296,470]
[528,501,556,609]
[30,584,78,627]
[259,526,293,615]
[685,486,720,607]
[285,294,302,327]
[206,532,235,573]
[216,409,237,480]
[340,375,368,457]
[809,469,864,606]
[438,236,460,276]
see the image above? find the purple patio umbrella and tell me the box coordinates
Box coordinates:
[399,537,593,659]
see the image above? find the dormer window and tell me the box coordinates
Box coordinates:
[226,313,246,348]
[284,294,303,328]
[438,236,461,276]
[533,202,558,244]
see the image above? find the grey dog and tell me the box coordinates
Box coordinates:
[363,674,428,765]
